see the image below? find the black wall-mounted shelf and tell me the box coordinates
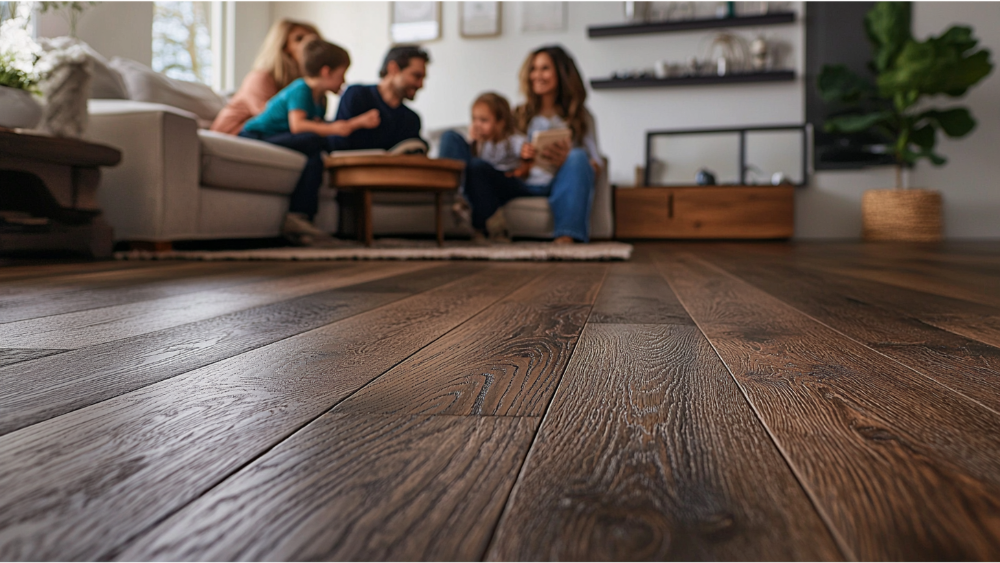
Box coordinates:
[590,70,796,90]
[587,11,796,38]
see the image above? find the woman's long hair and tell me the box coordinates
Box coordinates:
[515,45,591,144]
[253,19,322,90]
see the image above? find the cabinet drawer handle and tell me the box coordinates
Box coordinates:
[667,193,674,219]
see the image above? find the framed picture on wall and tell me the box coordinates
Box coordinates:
[390,2,441,43]
[521,2,565,33]
[460,2,501,38]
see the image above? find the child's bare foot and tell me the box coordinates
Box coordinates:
[553,236,575,244]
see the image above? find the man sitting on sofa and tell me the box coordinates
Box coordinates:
[328,45,429,151]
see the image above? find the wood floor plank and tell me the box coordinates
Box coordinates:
[0,258,167,282]
[488,322,842,561]
[331,264,607,417]
[0,261,319,323]
[657,251,1000,560]
[0,265,539,561]
[589,262,694,325]
[696,251,1000,414]
[713,244,1000,349]
[811,259,1000,308]
[0,348,67,367]
[116,415,537,562]
[0,262,433,348]
[0,264,477,435]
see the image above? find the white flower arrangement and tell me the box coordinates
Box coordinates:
[0,2,43,92]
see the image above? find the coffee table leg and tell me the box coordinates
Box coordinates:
[435,191,444,247]
[363,189,373,247]
[354,191,364,243]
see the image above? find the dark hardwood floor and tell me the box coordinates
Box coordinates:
[1,242,999,561]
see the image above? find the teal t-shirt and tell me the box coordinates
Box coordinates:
[242,78,325,137]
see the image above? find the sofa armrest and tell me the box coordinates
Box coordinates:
[85,100,200,240]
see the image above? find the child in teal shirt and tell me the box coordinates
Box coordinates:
[241,39,380,245]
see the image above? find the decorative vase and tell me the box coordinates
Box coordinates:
[0,86,43,129]
[39,60,92,137]
[37,40,92,138]
[862,189,943,242]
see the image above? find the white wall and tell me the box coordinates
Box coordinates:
[233,2,273,90]
[36,1,154,66]
[911,2,1000,239]
[271,1,806,183]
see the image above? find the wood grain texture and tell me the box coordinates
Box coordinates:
[818,262,1000,308]
[707,243,1000,349]
[488,323,842,561]
[615,186,794,239]
[589,262,694,325]
[331,264,606,417]
[0,261,299,323]
[0,265,475,435]
[0,262,432,348]
[117,415,536,562]
[0,348,67,367]
[658,252,1000,560]
[697,251,1000,414]
[0,266,537,561]
[0,259,165,282]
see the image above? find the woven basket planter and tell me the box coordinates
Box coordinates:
[862,189,942,242]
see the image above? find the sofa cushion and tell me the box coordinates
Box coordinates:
[505,196,554,237]
[110,57,226,125]
[199,130,307,196]
[39,37,129,99]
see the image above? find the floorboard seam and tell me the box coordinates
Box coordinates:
[477,264,610,561]
[0,266,460,436]
[98,264,543,561]
[313,267,554,422]
[699,254,1000,418]
[0,262,362,326]
[710,248,1000,351]
[653,250,857,562]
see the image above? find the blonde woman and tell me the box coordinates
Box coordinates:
[210,19,321,134]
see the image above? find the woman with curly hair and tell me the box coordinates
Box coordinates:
[443,44,601,244]
[210,19,321,134]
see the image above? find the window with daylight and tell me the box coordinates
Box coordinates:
[152,1,213,84]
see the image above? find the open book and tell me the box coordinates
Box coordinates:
[329,138,428,158]
[531,128,572,173]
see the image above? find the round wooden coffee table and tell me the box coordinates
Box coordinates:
[325,154,464,247]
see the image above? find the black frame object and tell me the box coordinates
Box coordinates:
[587,11,795,38]
[805,2,895,170]
[591,70,795,89]
[644,124,810,187]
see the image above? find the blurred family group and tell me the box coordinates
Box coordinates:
[213,19,602,246]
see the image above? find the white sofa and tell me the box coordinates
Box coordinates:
[86,99,340,242]
[82,59,612,243]
[86,101,614,243]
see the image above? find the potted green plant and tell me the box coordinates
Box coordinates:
[817,2,993,241]
[0,2,43,129]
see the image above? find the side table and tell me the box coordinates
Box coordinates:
[0,127,122,257]
[326,154,464,247]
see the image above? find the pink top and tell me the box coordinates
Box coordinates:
[210,70,281,135]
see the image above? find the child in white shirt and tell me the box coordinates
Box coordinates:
[450,93,531,241]
[469,93,529,175]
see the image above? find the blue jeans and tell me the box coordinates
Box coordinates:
[239,130,327,219]
[442,129,594,242]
